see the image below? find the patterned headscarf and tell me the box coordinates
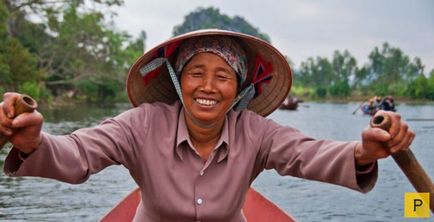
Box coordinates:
[175,36,248,86]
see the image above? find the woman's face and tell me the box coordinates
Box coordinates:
[180,52,238,126]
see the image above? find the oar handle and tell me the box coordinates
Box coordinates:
[370,114,434,213]
[0,94,38,149]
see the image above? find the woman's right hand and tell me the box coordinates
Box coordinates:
[0,92,44,154]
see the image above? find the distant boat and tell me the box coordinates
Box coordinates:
[360,96,397,115]
[280,96,303,110]
[100,187,297,222]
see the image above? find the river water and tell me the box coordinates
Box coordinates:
[1,102,433,222]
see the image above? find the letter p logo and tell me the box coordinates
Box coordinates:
[405,192,430,218]
[413,199,423,212]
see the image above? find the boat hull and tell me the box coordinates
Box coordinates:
[100,188,296,222]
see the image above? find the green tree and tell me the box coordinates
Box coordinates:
[297,57,329,87]
[405,74,428,98]
[295,50,357,98]
[297,57,332,97]
[35,4,143,101]
[0,1,44,98]
[173,7,270,42]
[1,0,138,102]
[407,70,434,100]
[124,31,146,61]
[3,0,124,34]
[331,50,357,84]
[329,50,356,97]
[427,70,434,100]
[360,42,424,96]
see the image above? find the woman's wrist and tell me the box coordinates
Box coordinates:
[16,134,42,154]
[354,142,374,167]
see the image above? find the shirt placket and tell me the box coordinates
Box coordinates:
[193,149,218,222]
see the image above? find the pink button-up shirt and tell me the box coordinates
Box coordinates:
[4,101,377,222]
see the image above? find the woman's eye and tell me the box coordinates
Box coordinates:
[190,72,203,77]
[217,74,231,80]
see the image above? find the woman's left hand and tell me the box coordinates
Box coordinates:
[354,110,416,166]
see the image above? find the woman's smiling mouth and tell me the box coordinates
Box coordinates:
[195,98,218,106]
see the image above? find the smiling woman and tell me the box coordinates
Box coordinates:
[0,29,415,222]
[180,53,238,127]
[180,53,239,159]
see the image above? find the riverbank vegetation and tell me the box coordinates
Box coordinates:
[1,2,433,105]
[1,0,143,104]
[291,44,434,101]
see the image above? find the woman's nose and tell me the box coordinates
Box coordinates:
[200,75,215,92]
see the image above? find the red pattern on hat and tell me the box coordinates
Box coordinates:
[142,41,182,85]
[252,54,273,96]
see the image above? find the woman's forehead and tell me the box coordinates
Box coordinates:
[185,53,235,71]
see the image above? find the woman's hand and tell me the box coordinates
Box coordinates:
[355,110,416,166]
[0,92,44,154]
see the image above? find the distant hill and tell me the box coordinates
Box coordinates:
[173,7,271,43]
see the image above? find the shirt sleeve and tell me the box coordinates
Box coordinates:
[257,118,377,193]
[3,106,149,184]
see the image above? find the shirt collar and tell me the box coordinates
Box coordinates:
[175,108,230,162]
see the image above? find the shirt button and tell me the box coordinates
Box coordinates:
[196,198,203,205]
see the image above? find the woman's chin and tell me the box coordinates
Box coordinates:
[185,103,228,127]
[188,112,225,127]
[192,114,218,124]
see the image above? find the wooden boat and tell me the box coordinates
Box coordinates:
[360,96,397,115]
[360,104,397,116]
[100,187,296,222]
[279,96,302,110]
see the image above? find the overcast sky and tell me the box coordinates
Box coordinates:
[112,0,434,72]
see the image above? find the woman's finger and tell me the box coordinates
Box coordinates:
[390,129,415,153]
[364,127,391,142]
[11,111,43,129]
[388,121,409,147]
[2,92,21,118]
[0,102,13,136]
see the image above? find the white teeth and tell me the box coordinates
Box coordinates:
[195,98,217,106]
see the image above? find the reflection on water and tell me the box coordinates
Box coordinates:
[41,103,132,134]
[1,102,433,221]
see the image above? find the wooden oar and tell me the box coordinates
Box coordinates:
[352,101,365,115]
[0,94,38,150]
[370,114,434,213]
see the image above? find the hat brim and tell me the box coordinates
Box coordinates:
[127,29,292,117]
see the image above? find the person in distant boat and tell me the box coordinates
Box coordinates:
[381,95,396,112]
[373,96,382,109]
[362,98,378,115]
[0,30,415,221]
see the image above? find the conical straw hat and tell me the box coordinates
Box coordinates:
[127,29,292,117]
